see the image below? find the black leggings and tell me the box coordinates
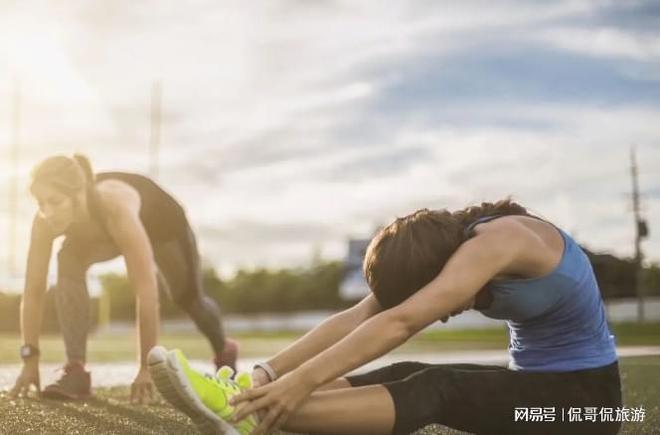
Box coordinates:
[55,225,226,362]
[347,360,622,435]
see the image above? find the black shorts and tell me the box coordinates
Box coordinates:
[346,360,622,435]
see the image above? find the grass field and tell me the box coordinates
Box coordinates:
[1,321,658,364]
[0,323,658,434]
[0,355,657,434]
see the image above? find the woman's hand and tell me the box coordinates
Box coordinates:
[130,367,154,404]
[230,371,316,435]
[9,360,40,398]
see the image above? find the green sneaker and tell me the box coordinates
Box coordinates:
[148,346,258,435]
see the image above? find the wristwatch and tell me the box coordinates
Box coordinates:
[20,344,40,360]
[254,362,278,382]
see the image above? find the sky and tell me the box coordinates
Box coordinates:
[0,0,659,286]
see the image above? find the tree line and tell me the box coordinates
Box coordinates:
[0,252,659,332]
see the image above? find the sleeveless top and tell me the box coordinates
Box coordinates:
[89,172,189,243]
[464,215,618,372]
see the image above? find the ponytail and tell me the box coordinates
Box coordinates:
[72,153,95,184]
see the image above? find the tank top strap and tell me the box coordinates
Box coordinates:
[463,214,504,239]
[463,213,552,240]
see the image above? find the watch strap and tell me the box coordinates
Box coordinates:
[254,362,278,382]
[20,344,40,359]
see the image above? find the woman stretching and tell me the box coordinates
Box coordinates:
[149,199,621,434]
[10,154,237,403]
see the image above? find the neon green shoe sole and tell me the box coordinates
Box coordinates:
[148,346,241,435]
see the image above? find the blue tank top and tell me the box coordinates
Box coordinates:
[465,215,618,372]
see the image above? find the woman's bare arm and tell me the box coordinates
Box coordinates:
[265,294,381,378]
[9,215,54,397]
[21,215,54,352]
[101,183,159,370]
[295,223,527,388]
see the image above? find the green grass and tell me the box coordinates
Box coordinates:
[0,322,657,364]
[0,355,657,434]
[619,356,660,434]
[609,322,660,346]
[414,321,660,347]
[0,322,657,433]
[0,333,299,364]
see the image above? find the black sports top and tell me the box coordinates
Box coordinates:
[91,172,189,243]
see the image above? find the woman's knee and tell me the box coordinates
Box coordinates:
[56,248,88,282]
[172,290,196,311]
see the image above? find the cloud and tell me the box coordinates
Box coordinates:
[0,0,659,281]
[584,0,660,34]
[537,27,660,62]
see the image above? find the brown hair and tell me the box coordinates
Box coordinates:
[363,198,529,309]
[31,154,95,196]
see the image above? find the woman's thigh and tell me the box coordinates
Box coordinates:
[379,361,621,435]
[153,229,203,305]
[346,361,508,388]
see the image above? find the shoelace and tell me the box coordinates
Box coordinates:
[203,373,241,397]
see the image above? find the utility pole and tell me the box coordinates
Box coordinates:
[8,78,21,279]
[630,147,648,322]
[149,80,162,179]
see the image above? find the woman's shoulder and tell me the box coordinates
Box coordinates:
[96,179,141,217]
[471,214,531,236]
[474,215,565,280]
[473,215,558,240]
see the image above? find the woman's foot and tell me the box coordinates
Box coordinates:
[214,338,239,372]
[42,362,93,400]
[148,346,257,435]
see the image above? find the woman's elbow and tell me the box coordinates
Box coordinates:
[383,311,417,343]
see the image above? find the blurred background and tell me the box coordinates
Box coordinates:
[0,1,659,332]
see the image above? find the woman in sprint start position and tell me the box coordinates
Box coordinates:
[10,154,237,403]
